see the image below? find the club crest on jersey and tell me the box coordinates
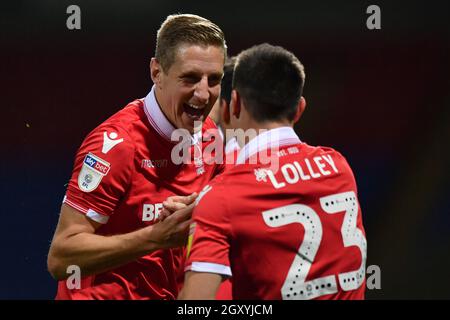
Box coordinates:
[254,168,269,182]
[78,153,111,192]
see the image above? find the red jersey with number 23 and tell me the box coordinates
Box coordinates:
[186,127,367,300]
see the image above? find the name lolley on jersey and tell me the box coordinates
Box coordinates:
[169,120,280,171]
[258,154,340,189]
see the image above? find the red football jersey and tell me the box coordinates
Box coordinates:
[215,134,239,300]
[223,137,240,171]
[186,127,367,300]
[58,86,224,300]
[172,129,238,300]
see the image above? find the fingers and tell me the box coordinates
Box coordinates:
[162,200,187,213]
[158,208,171,222]
[165,193,198,206]
[178,202,195,218]
[162,193,198,216]
[152,202,195,248]
[186,192,198,204]
[169,203,195,223]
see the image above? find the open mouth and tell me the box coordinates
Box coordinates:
[183,103,205,120]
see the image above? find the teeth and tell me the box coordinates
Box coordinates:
[189,104,203,110]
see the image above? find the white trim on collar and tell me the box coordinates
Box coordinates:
[143,85,202,145]
[217,125,240,154]
[143,85,176,141]
[236,126,301,165]
[225,137,240,154]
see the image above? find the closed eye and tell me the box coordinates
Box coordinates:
[181,75,201,84]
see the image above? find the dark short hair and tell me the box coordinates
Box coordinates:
[220,56,237,105]
[155,14,227,73]
[233,43,305,122]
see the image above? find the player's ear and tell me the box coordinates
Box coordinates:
[150,58,163,88]
[230,90,241,119]
[221,99,230,125]
[293,96,306,124]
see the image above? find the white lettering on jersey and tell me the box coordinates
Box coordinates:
[142,203,163,222]
[304,159,321,178]
[293,161,311,180]
[267,170,285,189]
[195,185,212,205]
[322,154,339,173]
[266,155,340,189]
[282,164,299,184]
[102,131,124,154]
[313,156,331,176]
[141,159,169,168]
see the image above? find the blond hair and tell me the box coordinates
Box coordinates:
[155,14,226,72]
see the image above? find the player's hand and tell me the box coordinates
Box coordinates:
[159,193,198,221]
[150,202,195,249]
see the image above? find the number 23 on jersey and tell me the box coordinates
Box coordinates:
[262,191,367,300]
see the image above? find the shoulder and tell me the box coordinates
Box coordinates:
[83,99,148,147]
[300,142,357,181]
[75,100,149,165]
[203,117,217,129]
[195,177,226,205]
[97,99,146,139]
[300,143,349,163]
[195,165,252,209]
[201,116,221,139]
[202,117,218,131]
[193,177,231,217]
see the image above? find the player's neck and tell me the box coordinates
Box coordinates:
[247,119,292,133]
[243,120,293,145]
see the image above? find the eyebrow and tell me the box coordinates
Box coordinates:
[180,71,223,79]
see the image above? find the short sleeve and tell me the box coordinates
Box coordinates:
[185,183,232,277]
[64,123,135,224]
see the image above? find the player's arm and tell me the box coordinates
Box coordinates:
[47,200,195,280]
[178,271,222,299]
[177,184,232,299]
[48,121,196,280]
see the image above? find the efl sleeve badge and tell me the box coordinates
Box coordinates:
[77,152,111,192]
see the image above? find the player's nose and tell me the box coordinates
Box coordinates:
[193,77,209,105]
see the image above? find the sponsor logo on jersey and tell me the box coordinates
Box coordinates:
[141,159,169,168]
[83,153,110,175]
[102,131,124,154]
[193,142,205,176]
[78,153,111,192]
[142,203,163,222]
[195,184,212,205]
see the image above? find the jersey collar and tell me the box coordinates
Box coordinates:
[217,124,241,154]
[143,85,202,145]
[236,126,301,164]
[143,85,176,142]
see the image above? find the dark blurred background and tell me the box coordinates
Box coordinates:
[1,0,449,299]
